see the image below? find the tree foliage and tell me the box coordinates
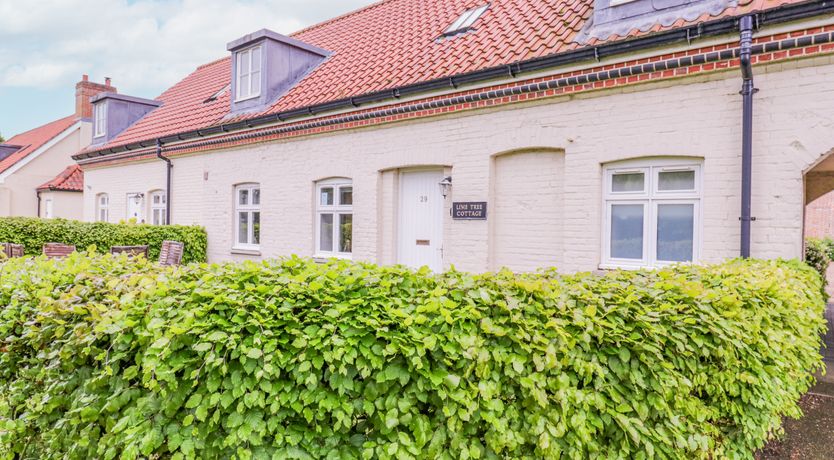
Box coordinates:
[0,254,826,459]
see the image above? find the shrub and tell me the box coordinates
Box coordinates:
[804,237,831,282]
[0,216,207,263]
[0,255,826,459]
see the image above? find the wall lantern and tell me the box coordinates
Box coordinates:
[438,176,453,198]
[131,193,145,205]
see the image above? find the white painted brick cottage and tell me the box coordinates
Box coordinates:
[73,0,834,272]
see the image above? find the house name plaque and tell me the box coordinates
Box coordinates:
[452,202,487,220]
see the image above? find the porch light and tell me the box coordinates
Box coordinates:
[438,176,452,198]
[132,193,144,205]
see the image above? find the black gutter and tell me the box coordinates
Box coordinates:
[739,16,757,258]
[73,0,834,161]
[156,139,172,225]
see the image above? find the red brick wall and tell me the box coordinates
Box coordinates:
[805,190,834,239]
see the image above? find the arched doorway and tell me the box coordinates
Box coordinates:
[804,148,834,392]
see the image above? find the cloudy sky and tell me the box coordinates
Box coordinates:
[0,0,376,139]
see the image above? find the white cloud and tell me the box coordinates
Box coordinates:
[0,0,375,96]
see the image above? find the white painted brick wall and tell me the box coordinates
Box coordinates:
[83,56,834,272]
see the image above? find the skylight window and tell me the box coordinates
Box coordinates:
[443,4,489,36]
[204,84,230,103]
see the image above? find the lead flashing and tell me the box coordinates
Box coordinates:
[226,28,330,57]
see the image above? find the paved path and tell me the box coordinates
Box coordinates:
[756,393,834,460]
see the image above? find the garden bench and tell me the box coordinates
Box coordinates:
[42,243,76,259]
[158,240,184,266]
[110,245,149,258]
[1,243,24,258]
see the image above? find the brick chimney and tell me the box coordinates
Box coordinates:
[75,75,116,119]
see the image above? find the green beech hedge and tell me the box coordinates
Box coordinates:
[0,255,826,459]
[0,216,206,263]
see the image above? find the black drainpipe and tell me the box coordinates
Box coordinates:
[36,190,41,217]
[739,15,757,258]
[156,139,172,225]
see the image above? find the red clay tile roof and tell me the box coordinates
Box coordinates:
[92,0,810,152]
[37,164,84,192]
[1,115,78,174]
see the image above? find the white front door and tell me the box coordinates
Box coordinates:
[398,169,444,271]
[126,193,145,222]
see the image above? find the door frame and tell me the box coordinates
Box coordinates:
[396,167,447,271]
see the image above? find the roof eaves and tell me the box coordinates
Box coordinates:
[73,0,834,163]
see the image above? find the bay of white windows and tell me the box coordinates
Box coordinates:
[235,46,262,102]
[315,179,353,258]
[234,183,261,250]
[602,158,702,269]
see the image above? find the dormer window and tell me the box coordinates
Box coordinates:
[94,103,106,138]
[235,45,262,101]
[443,4,489,36]
[226,29,329,116]
[577,0,724,43]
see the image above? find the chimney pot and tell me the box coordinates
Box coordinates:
[75,75,117,119]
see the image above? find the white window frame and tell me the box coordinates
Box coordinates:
[234,183,261,250]
[44,198,54,219]
[235,45,262,102]
[96,193,109,222]
[315,178,353,259]
[94,103,107,138]
[149,190,167,225]
[601,158,702,269]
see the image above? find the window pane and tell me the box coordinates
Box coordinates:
[320,187,334,206]
[238,212,249,244]
[339,214,353,253]
[239,51,250,76]
[252,47,261,71]
[339,186,353,206]
[253,212,260,245]
[320,214,334,252]
[252,188,260,206]
[610,204,644,259]
[658,170,695,191]
[611,173,644,193]
[239,76,250,99]
[239,188,249,205]
[657,204,694,262]
[251,71,261,95]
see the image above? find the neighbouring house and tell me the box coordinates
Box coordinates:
[1,75,115,219]
[36,165,84,219]
[74,0,834,272]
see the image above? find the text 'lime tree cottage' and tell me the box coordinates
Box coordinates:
[73,0,834,272]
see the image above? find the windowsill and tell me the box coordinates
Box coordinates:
[233,94,260,103]
[598,261,695,271]
[231,247,261,256]
[598,263,644,271]
[313,253,352,262]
